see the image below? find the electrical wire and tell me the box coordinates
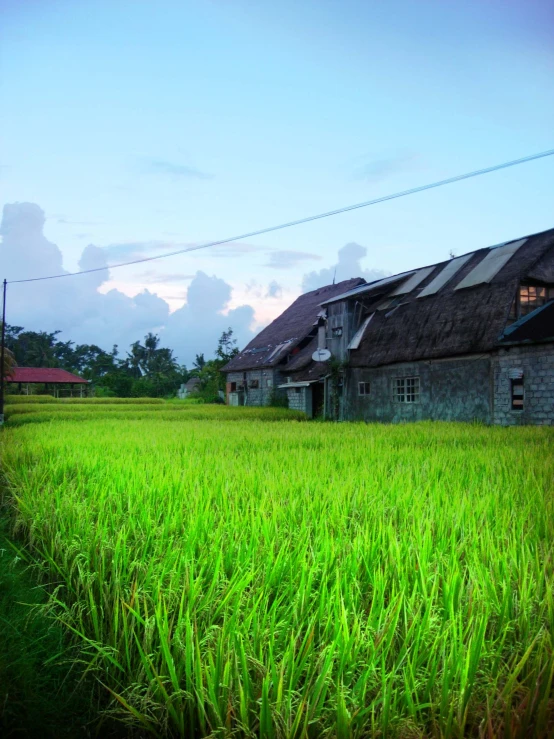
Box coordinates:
[8,147,554,285]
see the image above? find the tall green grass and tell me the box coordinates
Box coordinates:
[5,394,57,403]
[1,417,553,737]
[5,395,164,405]
[5,405,306,425]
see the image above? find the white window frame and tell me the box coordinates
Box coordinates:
[393,376,420,403]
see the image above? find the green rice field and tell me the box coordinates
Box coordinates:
[1,397,553,737]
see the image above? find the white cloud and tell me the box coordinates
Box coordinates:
[1,204,388,367]
[266,280,283,298]
[301,242,388,293]
[163,272,255,365]
[0,202,256,365]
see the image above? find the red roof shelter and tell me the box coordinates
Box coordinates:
[6,367,90,397]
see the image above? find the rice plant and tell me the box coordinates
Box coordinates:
[5,394,57,403]
[5,405,306,425]
[1,414,553,737]
[5,395,165,405]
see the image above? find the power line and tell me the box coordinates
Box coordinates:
[8,147,554,285]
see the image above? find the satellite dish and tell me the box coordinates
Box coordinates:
[312,348,331,362]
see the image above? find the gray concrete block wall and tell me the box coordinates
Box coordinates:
[345,357,492,423]
[226,369,286,406]
[493,344,554,425]
[230,344,554,424]
[286,386,312,416]
[287,387,305,411]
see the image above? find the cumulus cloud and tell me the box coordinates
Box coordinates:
[301,242,388,293]
[265,250,321,269]
[163,272,255,365]
[266,280,282,298]
[0,202,255,365]
[244,279,282,300]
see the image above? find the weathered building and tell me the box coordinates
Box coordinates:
[225,227,554,425]
[222,279,364,407]
[177,377,201,399]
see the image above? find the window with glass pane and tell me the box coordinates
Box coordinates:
[519,285,550,317]
[358,382,370,396]
[406,377,420,402]
[394,376,420,403]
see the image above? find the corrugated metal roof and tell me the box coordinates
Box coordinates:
[277,381,313,388]
[319,272,414,305]
[348,314,374,350]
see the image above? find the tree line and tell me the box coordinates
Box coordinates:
[3,325,239,400]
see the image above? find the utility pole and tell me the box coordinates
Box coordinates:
[0,279,6,426]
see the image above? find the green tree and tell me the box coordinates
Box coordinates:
[1,324,16,379]
[193,353,206,372]
[196,328,240,401]
[123,334,183,396]
[215,328,239,363]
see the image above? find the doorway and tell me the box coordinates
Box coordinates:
[312,381,324,418]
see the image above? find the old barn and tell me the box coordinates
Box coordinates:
[224,227,554,425]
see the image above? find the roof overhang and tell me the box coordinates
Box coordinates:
[319,272,415,306]
[277,381,314,388]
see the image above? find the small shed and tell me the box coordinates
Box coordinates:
[177,377,201,399]
[6,367,90,397]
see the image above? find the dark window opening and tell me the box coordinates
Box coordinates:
[249,379,259,389]
[332,326,343,338]
[295,387,302,394]
[358,382,371,396]
[511,378,524,410]
[230,382,237,392]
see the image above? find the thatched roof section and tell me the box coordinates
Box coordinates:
[223,278,364,372]
[281,336,330,381]
[349,228,554,368]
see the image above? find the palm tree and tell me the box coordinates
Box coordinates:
[126,341,146,378]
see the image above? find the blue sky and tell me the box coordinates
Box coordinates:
[1,0,553,361]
